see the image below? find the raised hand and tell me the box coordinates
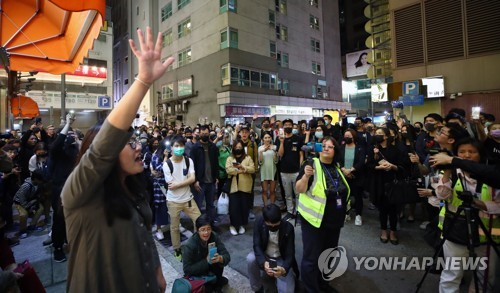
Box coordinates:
[129,27,175,85]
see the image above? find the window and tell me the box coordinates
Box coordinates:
[162,83,174,100]
[177,0,191,10]
[270,74,277,90]
[220,28,238,49]
[310,15,320,30]
[161,2,172,22]
[276,24,288,41]
[269,10,275,26]
[270,41,277,59]
[277,51,281,66]
[310,0,318,8]
[220,0,237,13]
[177,18,191,38]
[275,0,287,14]
[221,64,230,86]
[162,29,172,47]
[312,85,317,98]
[310,38,320,52]
[230,67,239,85]
[239,69,250,86]
[279,78,289,94]
[178,78,192,97]
[260,73,270,89]
[281,52,289,68]
[178,47,191,67]
[251,71,260,88]
[312,61,321,75]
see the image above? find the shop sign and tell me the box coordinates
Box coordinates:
[275,106,312,116]
[225,105,271,116]
[371,83,388,102]
[28,90,113,110]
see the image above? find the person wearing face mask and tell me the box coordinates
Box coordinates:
[414,122,424,137]
[247,204,297,293]
[162,136,200,261]
[217,133,232,200]
[238,125,259,220]
[415,113,444,163]
[44,114,81,261]
[367,127,408,245]
[276,119,304,222]
[191,125,219,226]
[252,114,274,140]
[340,129,366,226]
[225,140,256,235]
[150,138,170,242]
[184,127,199,158]
[481,122,500,165]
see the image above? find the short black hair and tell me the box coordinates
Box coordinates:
[323,114,332,120]
[200,124,210,132]
[195,214,212,230]
[424,113,443,123]
[445,122,469,141]
[282,119,293,126]
[171,135,186,146]
[262,204,281,223]
[31,169,45,181]
[449,108,466,118]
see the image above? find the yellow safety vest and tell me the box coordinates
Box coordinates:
[298,158,351,228]
[437,179,500,243]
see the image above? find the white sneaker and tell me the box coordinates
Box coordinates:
[238,226,245,234]
[229,226,238,236]
[420,221,430,230]
[155,230,164,240]
[355,215,362,226]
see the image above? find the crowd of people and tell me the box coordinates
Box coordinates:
[1,27,499,293]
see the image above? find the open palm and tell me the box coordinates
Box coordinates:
[129,27,174,84]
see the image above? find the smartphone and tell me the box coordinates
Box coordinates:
[208,242,217,260]
[233,161,239,166]
[269,258,277,269]
[279,128,284,137]
[314,142,323,153]
[306,121,310,131]
[471,107,481,120]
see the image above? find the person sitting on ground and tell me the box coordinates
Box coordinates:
[247,204,296,293]
[182,214,231,293]
[13,169,45,239]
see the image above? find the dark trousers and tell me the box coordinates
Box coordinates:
[348,178,363,216]
[229,192,250,228]
[51,185,66,249]
[193,182,216,224]
[379,203,399,231]
[205,264,225,293]
[300,215,341,293]
[247,174,256,211]
[216,178,227,199]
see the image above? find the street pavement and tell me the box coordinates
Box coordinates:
[11,187,480,293]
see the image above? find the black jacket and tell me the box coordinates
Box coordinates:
[339,144,366,176]
[190,141,219,183]
[253,216,296,274]
[49,133,79,187]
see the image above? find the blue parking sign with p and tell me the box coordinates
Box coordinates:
[402,81,419,96]
[98,96,111,108]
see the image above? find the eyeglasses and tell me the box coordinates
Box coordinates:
[198,227,212,234]
[128,139,140,149]
[437,129,449,137]
[322,145,335,150]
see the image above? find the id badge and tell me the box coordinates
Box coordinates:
[336,194,342,209]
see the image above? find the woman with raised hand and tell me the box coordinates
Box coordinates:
[61,27,174,293]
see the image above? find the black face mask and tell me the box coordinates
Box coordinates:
[200,135,210,142]
[262,123,269,129]
[161,130,167,137]
[210,134,217,141]
[344,137,353,144]
[185,135,193,140]
[234,148,243,156]
[284,127,293,134]
[366,126,373,133]
[267,225,280,232]
[425,123,436,132]
[401,133,409,140]
[374,135,385,143]
[387,136,395,144]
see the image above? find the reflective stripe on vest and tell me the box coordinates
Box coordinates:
[298,158,351,228]
[437,179,500,243]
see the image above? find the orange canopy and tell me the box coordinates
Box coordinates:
[11,95,40,119]
[1,0,105,74]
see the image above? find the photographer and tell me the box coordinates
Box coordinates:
[435,138,500,292]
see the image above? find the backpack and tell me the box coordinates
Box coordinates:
[165,156,190,176]
[171,277,205,293]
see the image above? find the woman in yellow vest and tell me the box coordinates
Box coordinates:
[434,138,500,293]
[296,136,350,293]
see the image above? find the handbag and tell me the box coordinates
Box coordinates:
[14,260,46,293]
[217,193,229,215]
[221,177,232,194]
[172,276,206,293]
[442,209,480,246]
[384,176,420,205]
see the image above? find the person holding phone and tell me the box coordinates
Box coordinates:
[182,215,231,293]
[247,204,296,293]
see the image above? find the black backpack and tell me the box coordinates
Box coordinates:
[165,156,190,177]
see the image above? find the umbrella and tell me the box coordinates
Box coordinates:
[10,95,40,119]
[0,0,105,74]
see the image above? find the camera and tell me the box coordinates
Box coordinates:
[457,190,475,206]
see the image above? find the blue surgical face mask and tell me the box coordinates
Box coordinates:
[315,132,324,139]
[173,147,185,156]
[292,129,299,135]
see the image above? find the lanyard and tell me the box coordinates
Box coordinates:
[321,163,339,191]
